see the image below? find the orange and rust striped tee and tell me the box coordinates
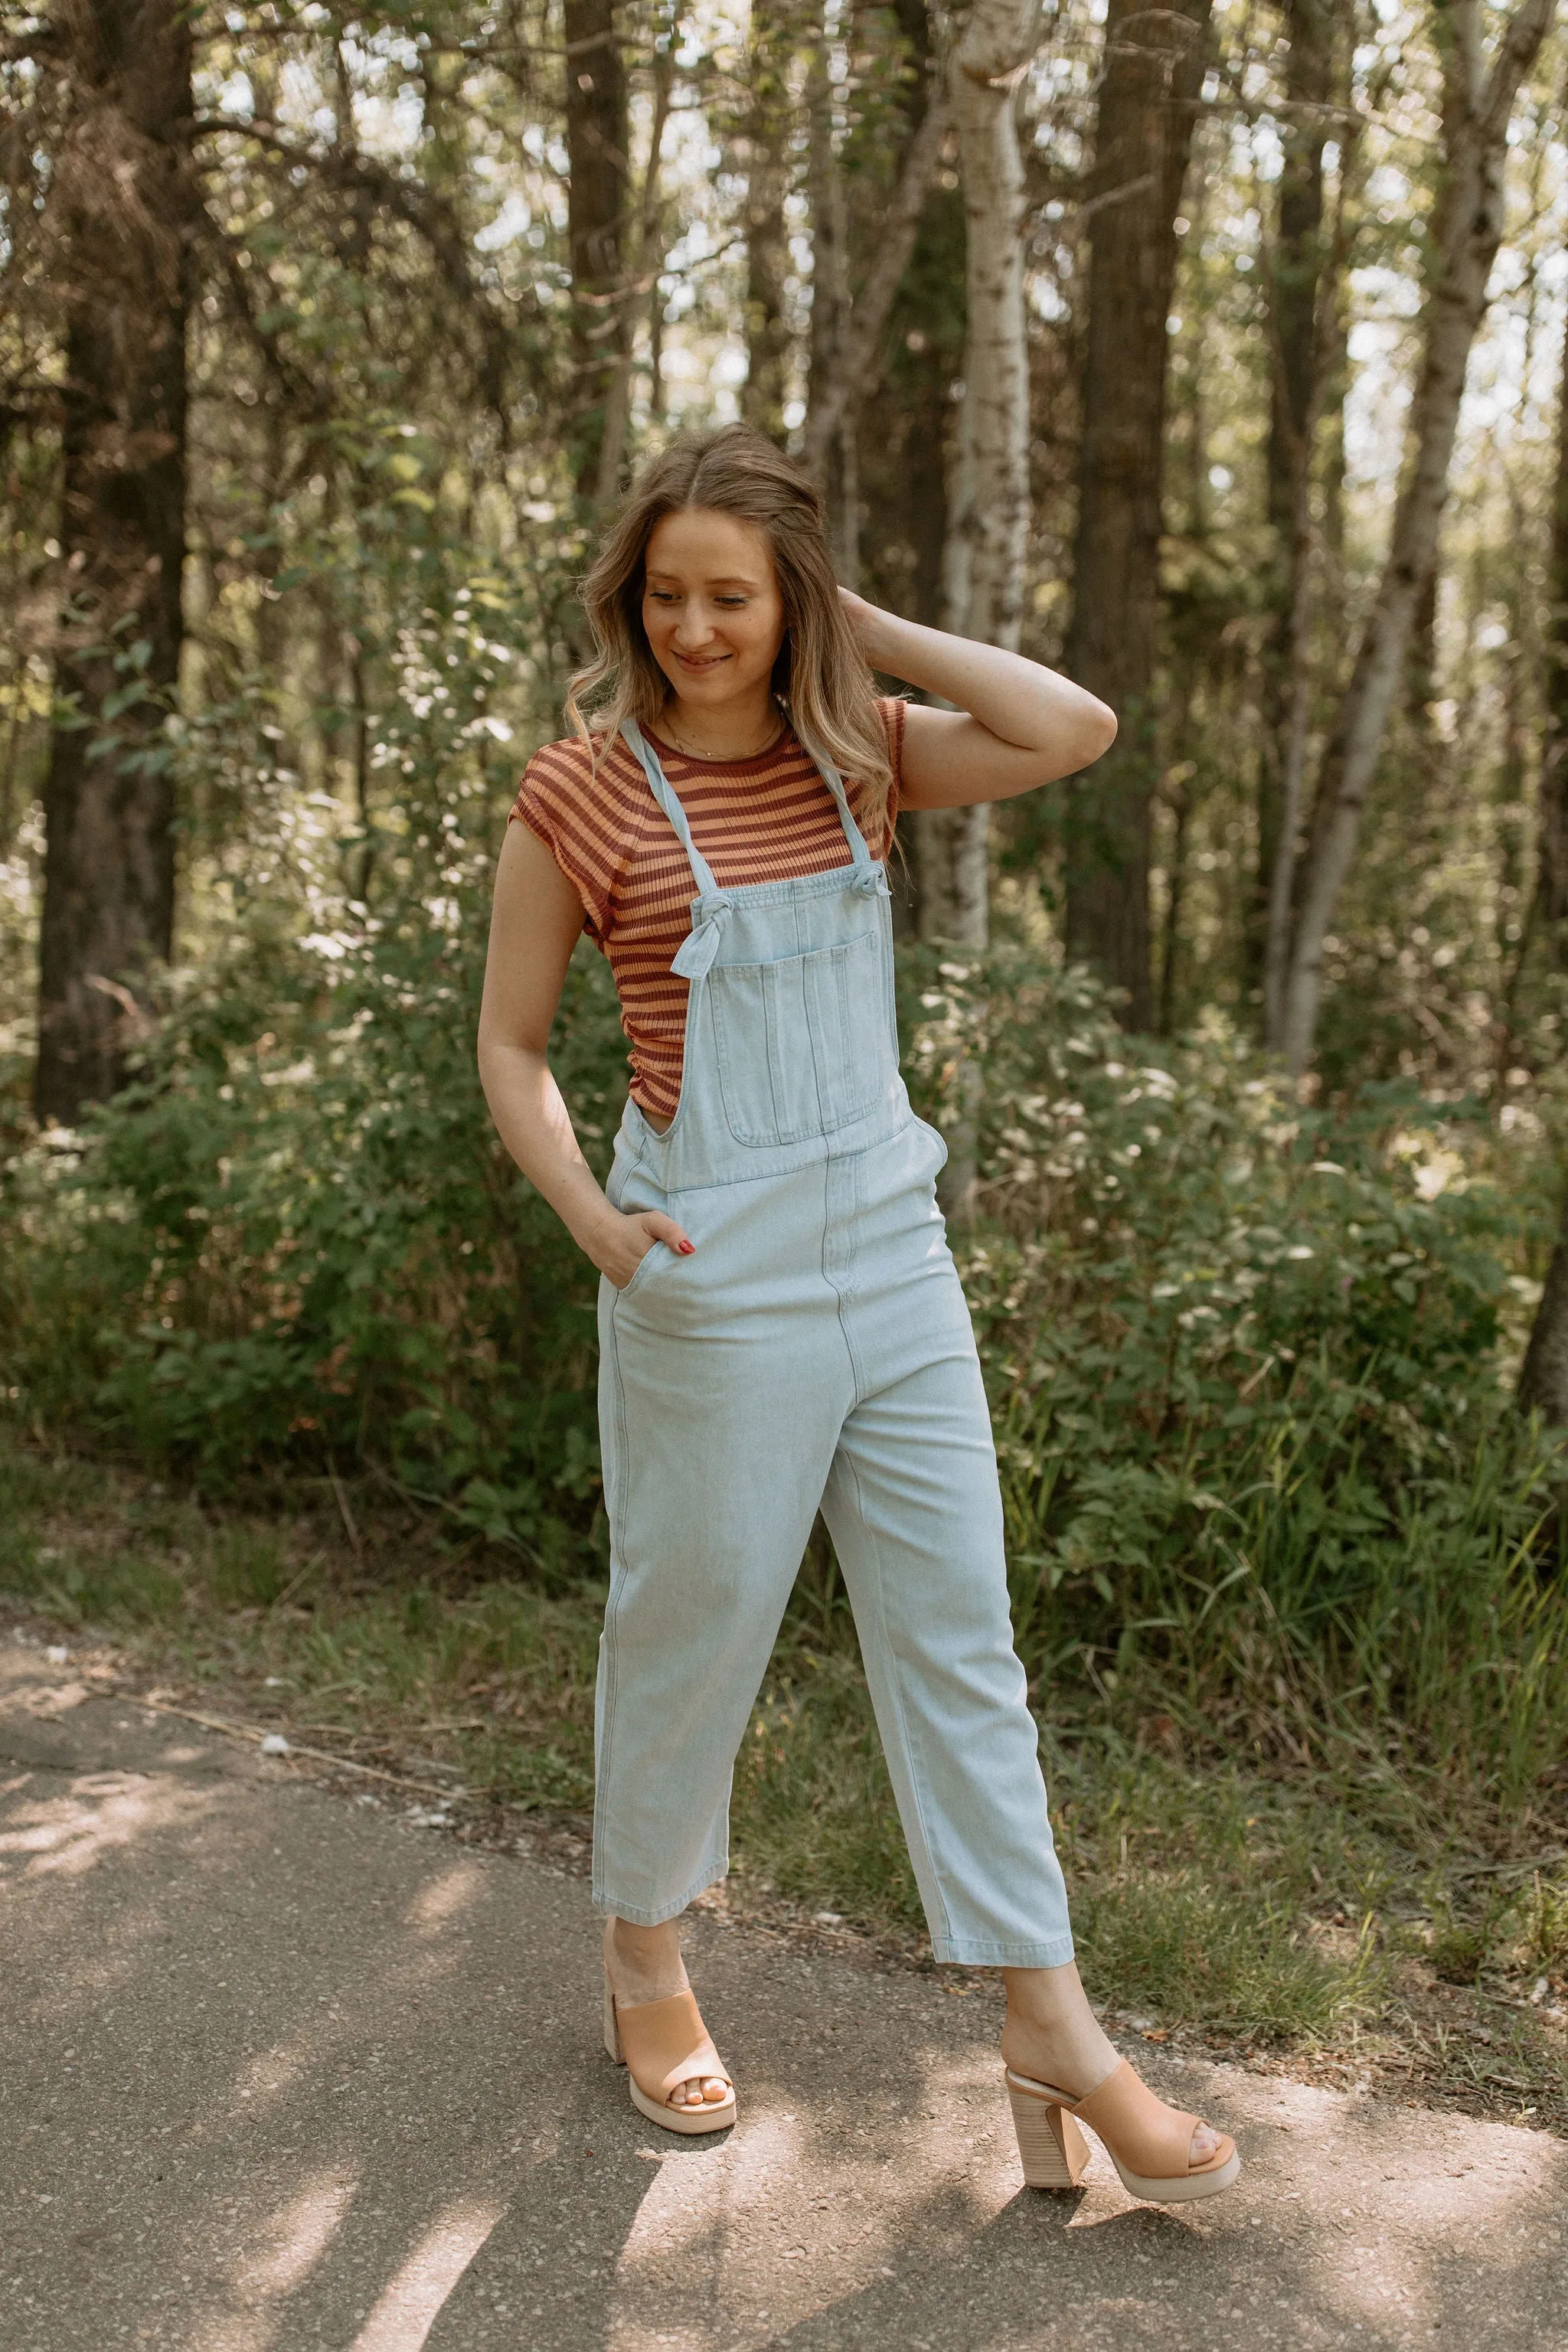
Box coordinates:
[509,700,905,1122]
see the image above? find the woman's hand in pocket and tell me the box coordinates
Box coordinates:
[593,1209,695,1292]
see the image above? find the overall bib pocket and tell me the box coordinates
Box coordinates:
[710,928,883,1146]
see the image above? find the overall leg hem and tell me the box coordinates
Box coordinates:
[931,1930,1077,1969]
[592,1850,729,1928]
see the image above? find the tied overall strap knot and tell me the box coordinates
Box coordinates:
[853,867,890,900]
[671,893,734,980]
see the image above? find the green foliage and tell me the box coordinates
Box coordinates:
[2,521,618,1571]
[904,936,1567,1791]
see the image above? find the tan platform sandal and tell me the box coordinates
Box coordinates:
[603,1975,737,2136]
[1006,2058,1240,2203]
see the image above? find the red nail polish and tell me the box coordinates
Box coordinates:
[678,1240,695,1255]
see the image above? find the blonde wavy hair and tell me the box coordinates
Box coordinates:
[564,423,894,830]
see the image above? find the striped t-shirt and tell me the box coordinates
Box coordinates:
[510,700,904,1122]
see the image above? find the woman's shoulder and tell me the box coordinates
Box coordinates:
[510,727,656,938]
[517,727,645,810]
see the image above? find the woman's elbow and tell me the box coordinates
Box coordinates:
[1078,697,1117,763]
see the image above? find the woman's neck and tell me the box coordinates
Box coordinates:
[657,689,782,761]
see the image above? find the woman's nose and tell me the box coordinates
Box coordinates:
[672,604,718,646]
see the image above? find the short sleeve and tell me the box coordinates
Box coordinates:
[509,737,613,942]
[862,694,905,858]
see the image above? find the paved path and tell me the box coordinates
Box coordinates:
[2,1635,1566,2352]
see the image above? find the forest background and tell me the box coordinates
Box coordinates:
[5,0,1568,2117]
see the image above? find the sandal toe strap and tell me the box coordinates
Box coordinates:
[1073,2060,1226,2177]
[613,1988,731,2104]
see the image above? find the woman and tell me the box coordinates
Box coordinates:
[478,424,1237,2203]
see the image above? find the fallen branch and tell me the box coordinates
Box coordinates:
[123,1688,487,1805]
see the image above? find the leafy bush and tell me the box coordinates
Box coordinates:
[2,521,617,1575]
[906,938,1566,1790]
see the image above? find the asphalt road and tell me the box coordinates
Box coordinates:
[3,1632,1566,2352]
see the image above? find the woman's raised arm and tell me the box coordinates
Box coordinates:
[838,590,1117,810]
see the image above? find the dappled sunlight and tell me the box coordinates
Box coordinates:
[607,2052,1022,2345]
[615,2106,807,2276]
[347,2200,504,2352]
[236,2168,359,2297]
[185,2169,358,2352]
[0,1769,217,1879]
[603,2034,1568,2349]
[404,1860,487,1934]
[231,2037,312,2111]
[18,1677,90,1719]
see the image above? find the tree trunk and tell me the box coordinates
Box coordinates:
[1261,24,1362,1050]
[740,0,798,445]
[1060,0,1212,1030]
[1277,0,1554,1074]
[913,0,1039,1221]
[801,90,952,481]
[1536,296,1568,948]
[805,27,856,575]
[915,0,1037,938]
[564,0,629,498]
[1254,0,1334,1023]
[1518,1180,1568,1427]
[595,37,672,505]
[34,0,194,1125]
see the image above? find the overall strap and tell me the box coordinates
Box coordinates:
[619,719,721,900]
[813,748,876,876]
[619,715,887,978]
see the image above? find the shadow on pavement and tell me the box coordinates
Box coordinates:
[3,1636,1566,2352]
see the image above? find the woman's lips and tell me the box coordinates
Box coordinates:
[675,650,729,671]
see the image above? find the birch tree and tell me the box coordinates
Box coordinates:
[1276,0,1555,1073]
[913,0,1040,952]
[900,0,1040,1223]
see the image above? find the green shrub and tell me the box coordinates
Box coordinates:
[904,939,1566,1790]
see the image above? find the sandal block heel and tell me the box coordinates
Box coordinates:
[1008,2080,1089,2189]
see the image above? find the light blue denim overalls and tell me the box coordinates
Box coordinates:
[594,720,1074,1966]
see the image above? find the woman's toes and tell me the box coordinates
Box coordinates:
[701,2076,728,2104]
[670,2076,701,2109]
[1190,2122,1220,2165]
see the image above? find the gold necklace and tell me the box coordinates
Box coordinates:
[659,702,783,762]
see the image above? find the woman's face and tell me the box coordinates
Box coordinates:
[641,507,786,710]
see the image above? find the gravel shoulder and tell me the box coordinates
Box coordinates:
[3,1632,1566,2352]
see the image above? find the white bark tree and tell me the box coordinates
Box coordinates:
[914,0,1039,956]
[1276,0,1555,1073]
